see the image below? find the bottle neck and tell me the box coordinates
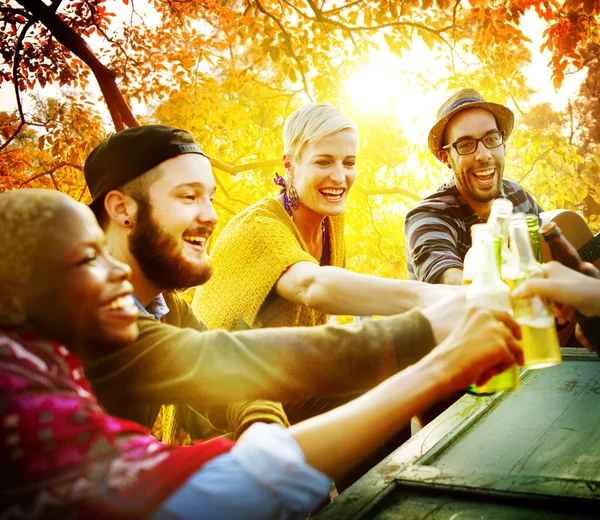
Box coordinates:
[479,234,506,283]
[544,230,584,271]
[467,233,511,311]
[526,216,542,263]
[510,221,539,271]
[489,216,509,240]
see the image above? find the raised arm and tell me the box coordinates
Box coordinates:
[87,289,469,408]
[275,261,459,315]
[265,307,523,480]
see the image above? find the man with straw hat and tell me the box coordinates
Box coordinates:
[405,88,543,285]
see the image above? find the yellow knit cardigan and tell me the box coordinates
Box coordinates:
[193,198,346,331]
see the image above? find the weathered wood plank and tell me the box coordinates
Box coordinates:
[316,349,600,520]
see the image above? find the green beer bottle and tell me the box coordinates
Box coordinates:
[508,213,561,369]
[466,230,519,394]
[526,214,543,264]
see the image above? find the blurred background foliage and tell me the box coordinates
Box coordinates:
[2,0,600,281]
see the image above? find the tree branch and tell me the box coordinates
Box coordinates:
[0,171,27,183]
[321,0,366,17]
[567,98,574,146]
[517,146,555,184]
[212,199,236,215]
[305,0,454,42]
[16,0,138,131]
[210,157,280,176]
[507,87,526,117]
[0,16,35,153]
[0,7,31,18]
[279,0,311,21]
[83,0,134,64]
[254,0,312,98]
[365,196,393,266]
[49,172,61,191]
[77,183,88,202]
[354,183,421,202]
[20,161,82,187]
[212,172,253,207]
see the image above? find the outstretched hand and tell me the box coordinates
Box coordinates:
[429,307,523,392]
[511,261,600,318]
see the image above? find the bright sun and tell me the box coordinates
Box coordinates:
[344,13,584,142]
[345,65,396,114]
[344,49,442,140]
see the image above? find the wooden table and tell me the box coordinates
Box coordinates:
[316,348,600,519]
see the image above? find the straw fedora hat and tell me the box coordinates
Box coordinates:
[428,88,514,161]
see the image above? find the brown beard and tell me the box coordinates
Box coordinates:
[128,197,212,291]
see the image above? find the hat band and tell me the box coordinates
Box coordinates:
[442,97,483,117]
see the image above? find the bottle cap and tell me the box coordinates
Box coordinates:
[491,198,513,218]
[541,222,561,242]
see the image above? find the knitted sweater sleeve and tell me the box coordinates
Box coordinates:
[193,200,318,331]
[86,308,436,409]
[165,294,289,438]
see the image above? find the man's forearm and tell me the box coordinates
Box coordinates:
[440,268,464,285]
[87,310,436,406]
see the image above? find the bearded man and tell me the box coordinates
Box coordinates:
[405,89,543,285]
[83,125,469,444]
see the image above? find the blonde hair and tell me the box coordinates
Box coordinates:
[283,104,358,163]
[0,189,65,325]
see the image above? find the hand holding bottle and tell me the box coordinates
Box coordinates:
[512,261,600,319]
[431,307,523,391]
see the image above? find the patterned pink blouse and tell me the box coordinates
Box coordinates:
[0,327,233,519]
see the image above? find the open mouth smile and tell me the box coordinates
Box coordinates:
[183,235,208,255]
[101,294,138,317]
[319,188,346,202]
[472,168,496,188]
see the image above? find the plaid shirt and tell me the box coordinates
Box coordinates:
[405,178,543,283]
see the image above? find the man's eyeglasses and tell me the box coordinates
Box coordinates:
[442,132,504,156]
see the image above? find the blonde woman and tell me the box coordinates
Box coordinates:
[193,104,453,333]
[192,105,457,469]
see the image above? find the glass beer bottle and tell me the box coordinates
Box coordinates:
[466,230,519,394]
[541,222,600,279]
[541,222,600,355]
[487,198,514,281]
[463,224,488,285]
[526,214,543,264]
[509,213,561,368]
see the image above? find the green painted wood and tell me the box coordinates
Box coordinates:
[367,483,597,520]
[431,360,600,480]
[316,349,600,520]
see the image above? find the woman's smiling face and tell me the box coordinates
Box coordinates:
[286,128,358,218]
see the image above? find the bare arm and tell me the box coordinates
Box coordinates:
[270,308,523,480]
[439,267,464,286]
[275,261,459,316]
